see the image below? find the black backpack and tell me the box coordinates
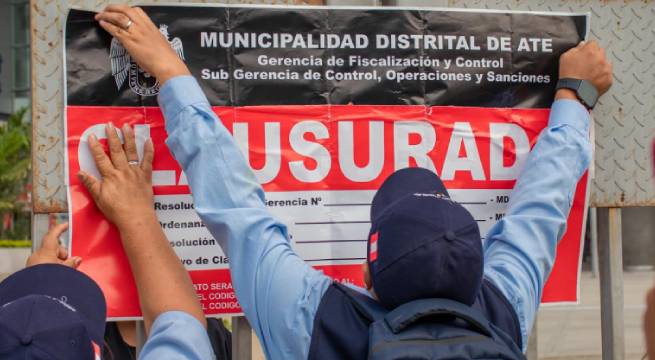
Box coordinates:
[339,284,526,360]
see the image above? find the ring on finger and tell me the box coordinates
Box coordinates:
[124,19,133,30]
[128,160,139,166]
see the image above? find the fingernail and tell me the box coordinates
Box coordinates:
[88,134,97,142]
[74,257,82,266]
[107,122,114,130]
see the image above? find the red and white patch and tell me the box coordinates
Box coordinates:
[369,232,379,262]
[92,341,102,360]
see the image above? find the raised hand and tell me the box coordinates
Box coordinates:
[559,40,613,97]
[95,4,190,84]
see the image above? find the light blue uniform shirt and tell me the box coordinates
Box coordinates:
[140,311,214,359]
[159,75,591,359]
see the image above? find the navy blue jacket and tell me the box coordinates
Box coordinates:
[308,279,521,359]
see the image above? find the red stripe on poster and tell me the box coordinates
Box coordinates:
[67,105,585,318]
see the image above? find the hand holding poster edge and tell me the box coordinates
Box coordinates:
[95,5,191,87]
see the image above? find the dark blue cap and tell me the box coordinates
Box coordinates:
[367,168,483,309]
[370,167,449,222]
[0,264,106,359]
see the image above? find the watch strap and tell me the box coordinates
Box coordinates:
[556,78,599,109]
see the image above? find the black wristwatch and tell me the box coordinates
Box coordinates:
[555,78,599,109]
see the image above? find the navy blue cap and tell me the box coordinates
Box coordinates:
[0,264,106,359]
[370,167,449,222]
[367,168,483,309]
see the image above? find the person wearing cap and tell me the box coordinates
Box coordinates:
[0,224,105,359]
[94,5,611,359]
[0,134,214,359]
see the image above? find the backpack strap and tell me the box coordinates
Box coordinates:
[334,282,388,322]
[385,298,494,337]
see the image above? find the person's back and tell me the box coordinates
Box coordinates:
[307,169,523,359]
[310,281,523,359]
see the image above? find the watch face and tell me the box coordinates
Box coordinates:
[578,80,599,109]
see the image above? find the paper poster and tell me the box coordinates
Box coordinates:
[65,5,589,318]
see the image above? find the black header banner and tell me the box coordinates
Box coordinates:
[66,6,587,108]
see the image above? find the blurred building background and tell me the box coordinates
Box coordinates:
[0,0,31,243]
[0,0,30,121]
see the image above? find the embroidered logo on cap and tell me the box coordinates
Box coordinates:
[369,232,379,262]
[413,192,452,201]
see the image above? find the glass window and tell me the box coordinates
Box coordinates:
[14,90,29,99]
[12,2,29,46]
[13,47,29,91]
[11,0,30,95]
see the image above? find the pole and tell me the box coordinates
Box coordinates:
[136,320,146,357]
[590,207,600,278]
[232,316,252,360]
[526,319,538,360]
[31,213,50,251]
[598,207,624,360]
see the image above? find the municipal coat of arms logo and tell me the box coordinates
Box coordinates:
[110,24,184,96]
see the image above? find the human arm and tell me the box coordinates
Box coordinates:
[95,6,332,359]
[78,123,206,333]
[483,40,612,350]
[158,77,333,359]
[139,311,213,360]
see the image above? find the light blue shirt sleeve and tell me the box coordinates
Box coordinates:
[483,99,592,351]
[139,311,214,360]
[158,76,333,360]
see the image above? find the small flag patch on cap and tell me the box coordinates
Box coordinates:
[369,232,379,262]
[93,342,102,360]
